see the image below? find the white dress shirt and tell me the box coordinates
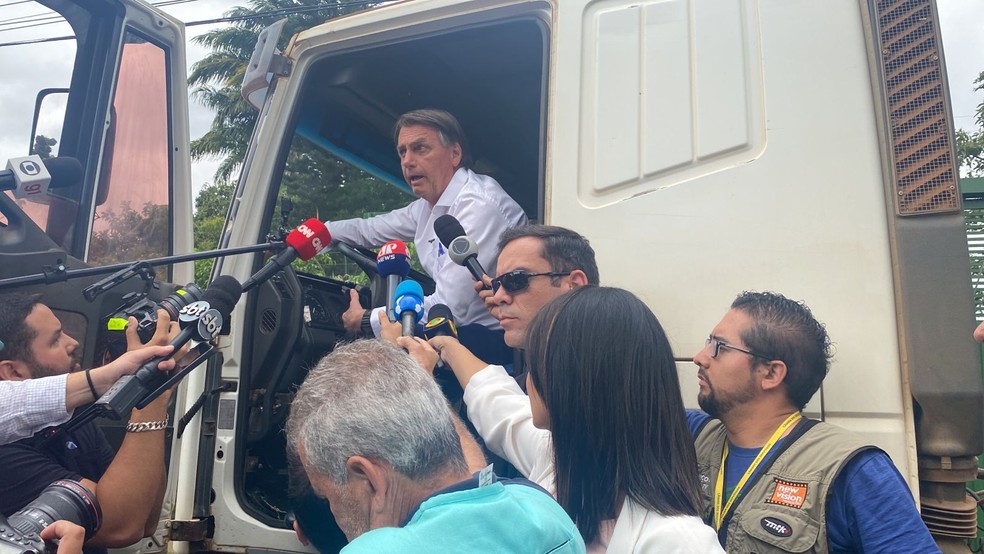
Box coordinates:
[328,167,527,335]
[0,374,70,445]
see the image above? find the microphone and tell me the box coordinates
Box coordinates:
[376,240,411,322]
[1,156,83,200]
[242,218,331,292]
[93,276,243,419]
[394,279,424,337]
[423,303,457,340]
[433,214,487,284]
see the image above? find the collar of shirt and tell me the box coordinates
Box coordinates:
[432,167,471,210]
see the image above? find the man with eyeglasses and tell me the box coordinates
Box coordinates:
[688,291,938,553]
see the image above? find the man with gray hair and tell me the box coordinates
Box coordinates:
[286,340,584,553]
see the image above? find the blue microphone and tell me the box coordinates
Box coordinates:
[394,279,424,337]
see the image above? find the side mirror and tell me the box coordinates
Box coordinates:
[242,19,289,111]
[30,88,69,157]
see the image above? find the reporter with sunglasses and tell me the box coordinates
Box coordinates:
[410,225,598,390]
[476,225,599,354]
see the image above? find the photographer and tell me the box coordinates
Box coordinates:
[0,292,176,553]
[0,344,176,445]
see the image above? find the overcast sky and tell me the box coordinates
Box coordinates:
[0,0,981,197]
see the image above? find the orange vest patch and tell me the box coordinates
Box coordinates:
[766,479,808,509]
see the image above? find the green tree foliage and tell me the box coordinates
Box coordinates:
[277,135,415,280]
[190,0,428,287]
[962,71,984,324]
[192,181,236,285]
[33,135,57,159]
[189,0,377,182]
[956,71,984,177]
[957,128,984,177]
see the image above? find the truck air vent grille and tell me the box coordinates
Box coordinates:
[260,308,278,334]
[875,0,959,215]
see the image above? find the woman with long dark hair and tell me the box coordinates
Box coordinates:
[423,286,721,551]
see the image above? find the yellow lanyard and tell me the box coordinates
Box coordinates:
[712,412,802,530]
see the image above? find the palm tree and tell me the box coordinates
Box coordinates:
[189,0,378,181]
[189,0,416,281]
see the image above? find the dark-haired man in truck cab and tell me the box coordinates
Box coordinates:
[330,108,527,365]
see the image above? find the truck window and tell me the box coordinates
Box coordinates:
[1,5,177,271]
[87,31,173,266]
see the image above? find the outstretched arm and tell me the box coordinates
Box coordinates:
[84,312,176,546]
[398,336,486,472]
[427,336,489,390]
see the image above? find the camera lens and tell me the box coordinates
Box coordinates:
[159,283,204,320]
[7,480,102,540]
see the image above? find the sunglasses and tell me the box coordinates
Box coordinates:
[705,336,773,361]
[490,270,572,294]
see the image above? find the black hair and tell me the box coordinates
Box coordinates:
[0,292,43,364]
[393,109,473,169]
[497,224,600,285]
[731,291,832,410]
[525,286,702,543]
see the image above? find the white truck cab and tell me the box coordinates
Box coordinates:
[1,0,979,552]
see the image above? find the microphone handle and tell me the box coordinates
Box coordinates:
[242,247,297,293]
[401,311,417,337]
[464,256,487,284]
[94,323,197,419]
[385,274,402,322]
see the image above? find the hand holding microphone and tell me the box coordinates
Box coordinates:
[376,240,411,322]
[94,276,243,419]
[394,280,424,337]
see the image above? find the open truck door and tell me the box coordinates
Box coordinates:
[0,0,192,551]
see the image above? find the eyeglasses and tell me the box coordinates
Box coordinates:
[490,270,572,294]
[705,336,773,361]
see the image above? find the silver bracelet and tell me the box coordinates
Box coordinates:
[125,416,169,433]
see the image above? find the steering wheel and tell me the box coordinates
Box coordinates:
[333,241,380,280]
[331,241,436,309]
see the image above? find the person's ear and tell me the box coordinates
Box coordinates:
[0,359,32,381]
[450,143,462,168]
[347,456,389,515]
[568,269,589,289]
[758,360,788,392]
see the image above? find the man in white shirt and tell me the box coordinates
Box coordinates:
[330,109,527,364]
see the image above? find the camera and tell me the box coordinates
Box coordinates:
[0,480,102,554]
[103,283,204,356]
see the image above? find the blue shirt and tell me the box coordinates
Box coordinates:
[686,410,940,553]
[340,473,585,553]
